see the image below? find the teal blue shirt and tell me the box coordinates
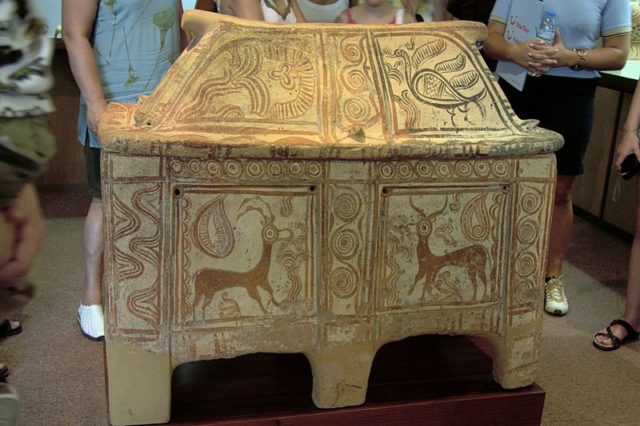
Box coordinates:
[78,0,182,147]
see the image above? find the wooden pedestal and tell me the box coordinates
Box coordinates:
[169,335,545,426]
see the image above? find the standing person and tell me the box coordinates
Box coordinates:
[593,79,640,351]
[0,0,56,422]
[483,0,631,316]
[62,0,186,341]
[336,0,415,24]
[210,0,307,22]
[297,0,350,23]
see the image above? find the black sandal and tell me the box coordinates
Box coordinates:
[593,319,640,351]
[0,320,22,338]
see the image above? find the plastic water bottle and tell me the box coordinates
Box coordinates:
[536,9,557,45]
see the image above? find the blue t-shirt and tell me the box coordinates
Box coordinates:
[78,0,182,147]
[489,0,631,78]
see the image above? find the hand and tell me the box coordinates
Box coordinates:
[87,99,107,134]
[526,32,564,76]
[615,128,640,170]
[506,39,558,76]
[0,185,46,283]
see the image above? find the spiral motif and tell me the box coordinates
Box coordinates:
[474,161,490,176]
[397,162,414,179]
[344,97,369,124]
[517,219,539,245]
[170,160,183,176]
[247,161,265,178]
[330,266,359,299]
[416,161,432,177]
[334,192,361,222]
[188,159,202,175]
[492,161,509,177]
[268,162,283,177]
[455,161,472,177]
[515,252,537,277]
[341,41,363,63]
[520,191,543,214]
[307,162,322,178]
[380,163,394,179]
[331,229,359,259]
[205,161,222,178]
[344,69,368,92]
[225,160,242,177]
[289,162,303,176]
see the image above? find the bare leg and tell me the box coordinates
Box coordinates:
[546,175,576,277]
[595,181,640,345]
[82,198,103,305]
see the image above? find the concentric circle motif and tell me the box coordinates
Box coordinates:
[417,221,431,236]
[455,161,472,177]
[205,161,221,177]
[225,160,242,177]
[333,193,361,222]
[473,161,490,176]
[515,252,537,277]
[169,160,183,175]
[492,161,509,177]
[397,162,414,179]
[331,229,359,259]
[437,163,451,177]
[247,161,264,178]
[307,162,322,178]
[330,266,358,299]
[416,161,431,177]
[289,162,303,176]
[188,159,202,174]
[268,162,283,176]
[262,224,278,242]
[380,163,394,179]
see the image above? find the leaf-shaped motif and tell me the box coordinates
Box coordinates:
[450,70,480,90]
[416,71,462,103]
[411,39,446,69]
[193,197,234,258]
[461,193,491,241]
[434,54,466,73]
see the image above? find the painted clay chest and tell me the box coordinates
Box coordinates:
[99,11,563,425]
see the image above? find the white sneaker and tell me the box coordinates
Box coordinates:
[0,383,19,426]
[77,304,104,341]
[544,277,568,316]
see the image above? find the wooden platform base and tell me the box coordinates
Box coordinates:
[170,335,545,425]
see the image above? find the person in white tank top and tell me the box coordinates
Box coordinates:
[296,0,350,23]
[196,0,306,23]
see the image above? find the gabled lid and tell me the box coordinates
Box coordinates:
[99,11,562,160]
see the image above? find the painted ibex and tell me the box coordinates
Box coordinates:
[409,196,490,302]
[192,197,291,318]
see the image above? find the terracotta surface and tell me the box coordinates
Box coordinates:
[99,11,562,425]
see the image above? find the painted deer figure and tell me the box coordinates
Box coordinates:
[192,197,290,319]
[409,196,490,302]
